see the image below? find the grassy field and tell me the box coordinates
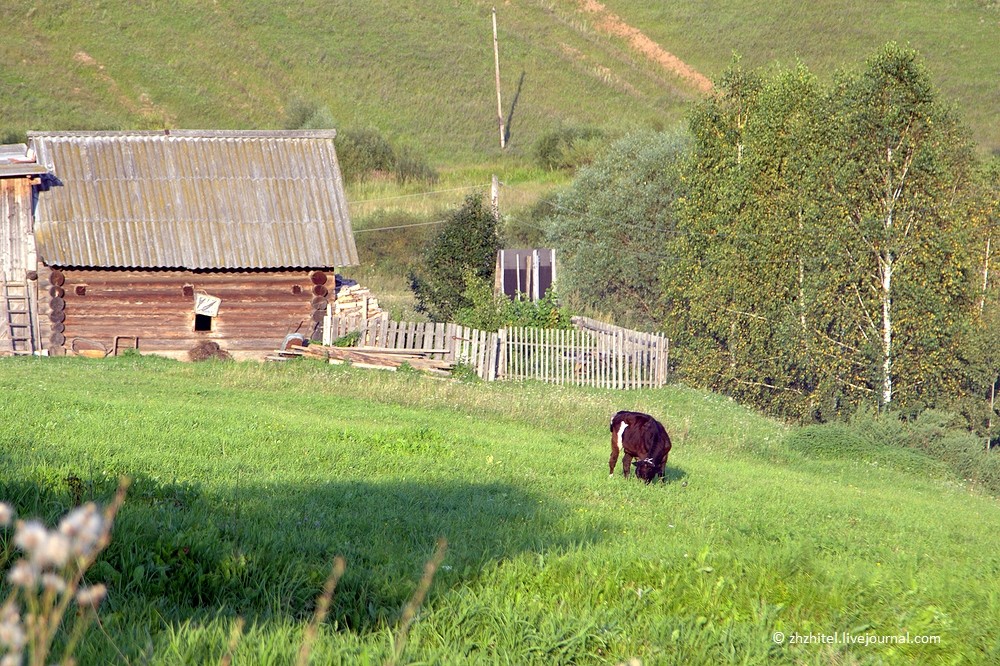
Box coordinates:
[1,356,999,664]
[1,0,996,164]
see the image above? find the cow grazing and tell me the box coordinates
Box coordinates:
[609,410,672,483]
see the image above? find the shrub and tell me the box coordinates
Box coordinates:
[534,125,606,171]
[793,410,1000,495]
[337,128,396,182]
[409,195,502,322]
[454,274,572,331]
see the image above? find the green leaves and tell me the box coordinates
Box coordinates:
[409,194,502,322]
[664,45,988,423]
[544,129,690,328]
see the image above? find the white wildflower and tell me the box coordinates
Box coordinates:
[0,602,25,653]
[41,573,67,594]
[59,503,103,557]
[1,653,23,666]
[12,521,46,553]
[32,532,71,570]
[6,561,37,589]
[0,503,13,526]
[75,584,107,610]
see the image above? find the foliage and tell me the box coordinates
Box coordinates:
[454,273,572,331]
[409,194,502,321]
[545,129,690,328]
[335,128,397,180]
[663,45,991,424]
[331,331,360,348]
[504,191,558,248]
[284,102,437,185]
[533,125,607,171]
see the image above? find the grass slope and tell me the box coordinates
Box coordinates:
[1,1,996,165]
[1,356,999,664]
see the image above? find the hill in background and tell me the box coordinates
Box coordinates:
[1,1,997,166]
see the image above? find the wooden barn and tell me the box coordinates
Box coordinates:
[0,130,359,360]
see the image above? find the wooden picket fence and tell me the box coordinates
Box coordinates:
[324,314,669,388]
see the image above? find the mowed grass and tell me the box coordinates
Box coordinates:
[1,357,999,664]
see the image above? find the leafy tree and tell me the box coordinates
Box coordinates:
[663,63,832,418]
[408,194,502,321]
[817,43,979,412]
[545,129,689,328]
[664,45,986,422]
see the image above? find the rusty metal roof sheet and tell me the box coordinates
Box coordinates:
[28,130,359,269]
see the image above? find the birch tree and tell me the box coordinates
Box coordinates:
[820,43,977,410]
[664,44,983,421]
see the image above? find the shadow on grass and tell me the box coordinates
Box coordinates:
[1,472,615,640]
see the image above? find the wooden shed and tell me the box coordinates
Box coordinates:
[495,249,557,301]
[1,130,359,359]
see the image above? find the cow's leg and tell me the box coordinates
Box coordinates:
[622,453,634,478]
[608,436,619,477]
[610,420,627,478]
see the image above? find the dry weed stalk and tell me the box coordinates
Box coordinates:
[386,537,448,666]
[296,556,346,666]
[0,478,129,666]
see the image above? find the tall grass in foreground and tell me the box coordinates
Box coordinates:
[1,356,999,664]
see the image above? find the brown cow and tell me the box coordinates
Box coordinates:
[609,410,672,483]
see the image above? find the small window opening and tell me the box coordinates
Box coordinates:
[194,314,213,332]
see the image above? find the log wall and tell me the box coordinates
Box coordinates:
[44,268,332,360]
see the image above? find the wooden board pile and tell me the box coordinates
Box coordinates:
[268,343,454,376]
[333,276,384,323]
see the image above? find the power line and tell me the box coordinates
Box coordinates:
[353,218,450,233]
[348,184,485,206]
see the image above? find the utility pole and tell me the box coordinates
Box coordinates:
[492,6,506,149]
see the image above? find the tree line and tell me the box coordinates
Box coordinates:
[546,44,999,432]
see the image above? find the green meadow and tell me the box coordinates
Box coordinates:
[2,1,997,162]
[2,356,998,664]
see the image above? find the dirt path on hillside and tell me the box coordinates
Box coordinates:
[577,0,713,93]
[73,50,177,125]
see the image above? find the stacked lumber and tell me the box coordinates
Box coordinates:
[270,342,454,376]
[333,276,384,323]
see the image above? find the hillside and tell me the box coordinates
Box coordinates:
[1,0,997,167]
[1,356,999,663]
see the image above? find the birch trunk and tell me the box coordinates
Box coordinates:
[880,252,893,408]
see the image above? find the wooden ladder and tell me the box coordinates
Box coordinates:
[3,276,35,355]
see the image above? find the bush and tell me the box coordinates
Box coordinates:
[409,195,502,322]
[791,410,1000,495]
[393,145,438,185]
[337,128,396,180]
[534,125,606,171]
[454,274,572,331]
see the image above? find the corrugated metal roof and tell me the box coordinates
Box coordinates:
[28,130,359,269]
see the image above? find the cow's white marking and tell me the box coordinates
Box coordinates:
[617,421,628,452]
